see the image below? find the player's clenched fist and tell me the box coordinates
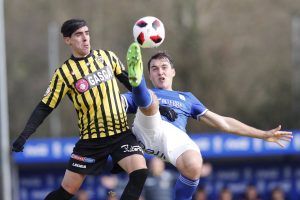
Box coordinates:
[12,135,26,152]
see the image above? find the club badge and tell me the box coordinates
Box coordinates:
[95,55,104,63]
[179,94,186,101]
[75,78,89,93]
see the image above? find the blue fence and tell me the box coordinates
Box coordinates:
[13,131,300,163]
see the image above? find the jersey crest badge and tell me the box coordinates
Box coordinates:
[96,55,104,63]
[179,94,186,101]
[75,78,90,93]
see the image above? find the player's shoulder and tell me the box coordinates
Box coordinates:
[55,57,77,77]
[152,89,194,97]
[96,49,118,57]
[177,91,200,102]
[178,91,195,98]
[58,59,72,73]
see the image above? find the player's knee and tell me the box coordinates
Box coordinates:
[150,91,159,105]
[182,156,203,179]
[189,159,203,178]
[61,182,79,195]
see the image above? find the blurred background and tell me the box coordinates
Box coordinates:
[1,0,300,199]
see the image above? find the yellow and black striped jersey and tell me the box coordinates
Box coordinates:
[42,50,129,139]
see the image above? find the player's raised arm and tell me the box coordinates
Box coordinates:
[200,110,293,148]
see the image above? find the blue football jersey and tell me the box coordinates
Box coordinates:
[122,88,208,132]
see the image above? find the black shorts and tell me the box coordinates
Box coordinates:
[67,130,144,175]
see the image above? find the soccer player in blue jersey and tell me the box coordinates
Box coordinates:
[124,42,293,200]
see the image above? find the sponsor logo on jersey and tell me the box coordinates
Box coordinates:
[72,163,87,168]
[160,98,183,108]
[85,66,114,87]
[75,78,90,93]
[71,153,95,163]
[121,144,143,153]
[74,66,114,93]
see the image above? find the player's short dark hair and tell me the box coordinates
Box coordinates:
[147,51,174,71]
[61,19,87,37]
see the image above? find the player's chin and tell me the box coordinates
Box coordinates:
[81,48,90,55]
[156,83,167,90]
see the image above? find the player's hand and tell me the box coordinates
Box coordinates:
[159,105,178,122]
[262,125,293,148]
[12,135,27,152]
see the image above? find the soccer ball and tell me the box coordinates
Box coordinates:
[133,16,165,48]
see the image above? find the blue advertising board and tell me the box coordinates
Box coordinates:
[12,131,300,200]
[16,159,300,200]
[13,131,300,164]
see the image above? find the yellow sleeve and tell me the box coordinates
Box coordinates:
[109,50,125,76]
[41,69,69,108]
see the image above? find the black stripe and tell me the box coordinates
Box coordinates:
[74,59,92,138]
[67,92,81,126]
[65,61,85,132]
[103,50,114,70]
[55,83,65,107]
[52,68,69,108]
[46,75,59,106]
[84,57,100,138]
[93,52,109,137]
[58,68,70,87]
[102,50,128,130]
[111,79,125,131]
[62,63,79,94]
[100,51,117,134]
[112,56,117,65]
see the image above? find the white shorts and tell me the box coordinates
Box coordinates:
[132,109,201,166]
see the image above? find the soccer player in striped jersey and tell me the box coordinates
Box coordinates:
[123,43,293,200]
[12,19,148,200]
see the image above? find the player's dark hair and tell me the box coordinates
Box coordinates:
[147,51,174,71]
[61,18,87,37]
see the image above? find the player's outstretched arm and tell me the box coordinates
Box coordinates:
[12,101,53,152]
[200,111,293,148]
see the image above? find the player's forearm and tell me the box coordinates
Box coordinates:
[20,101,53,139]
[116,71,132,91]
[223,117,266,139]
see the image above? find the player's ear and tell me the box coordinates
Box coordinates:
[63,37,71,45]
[171,68,176,77]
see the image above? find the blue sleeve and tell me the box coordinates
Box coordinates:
[122,92,138,114]
[188,93,208,120]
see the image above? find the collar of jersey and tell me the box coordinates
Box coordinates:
[71,50,93,61]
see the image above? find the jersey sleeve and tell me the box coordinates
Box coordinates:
[188,92,208,120]
[41,69,68,108]
[108,50,125,76]
[121,92,138,114]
